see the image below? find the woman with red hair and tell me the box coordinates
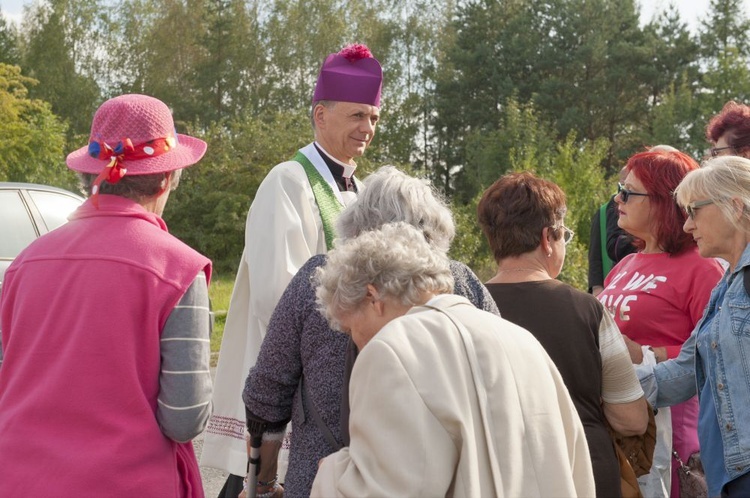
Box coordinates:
[598,149,724,497]
[706,101,750,159]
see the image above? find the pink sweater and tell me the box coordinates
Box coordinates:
[0,195,211,497]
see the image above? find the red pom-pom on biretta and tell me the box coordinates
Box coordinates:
[338,44,373,62]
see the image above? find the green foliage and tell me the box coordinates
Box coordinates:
[19,0,104,138]
[543,135,612,289]
[0,63,75,188]
[448,100,612,291]
[508,129,612,290]
[164,110,311,272]
[10,0,750,285]
[449,192,495,282]
[0,12,19,65]
[207,272,235,354]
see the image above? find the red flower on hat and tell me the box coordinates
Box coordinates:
[339,44,373,61]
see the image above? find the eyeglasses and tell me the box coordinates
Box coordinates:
[685,200,714,219]
[553,225,575,245]
[617,183,650,203]
[709,145,734,157]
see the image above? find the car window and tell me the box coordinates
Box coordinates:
[28,190,83,231]
[0,190,38,259]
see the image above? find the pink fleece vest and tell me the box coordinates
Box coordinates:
[0,195,211,497]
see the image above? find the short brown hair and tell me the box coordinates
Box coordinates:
[477,171,566,261]
[79,170,180,201]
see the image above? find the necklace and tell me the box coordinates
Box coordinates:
[495,268,543,273]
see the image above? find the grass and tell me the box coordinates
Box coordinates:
[209,273,235,356]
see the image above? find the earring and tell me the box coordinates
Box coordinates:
[547,252,552,258]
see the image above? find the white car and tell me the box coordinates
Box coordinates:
[0,182,84,290]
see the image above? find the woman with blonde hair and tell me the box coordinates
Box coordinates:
[638,155,750,497]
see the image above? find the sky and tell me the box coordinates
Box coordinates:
[0,0,748,31]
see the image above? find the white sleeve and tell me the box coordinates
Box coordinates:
[599,312,645,404]
[246,162,324,328]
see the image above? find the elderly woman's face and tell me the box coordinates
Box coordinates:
[615,172,652,239]
[710,133,735,158]
[683,198,735,261]
[335,290,414,350]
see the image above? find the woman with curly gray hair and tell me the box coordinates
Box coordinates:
[310,222,595,497]
[241,166,498,498]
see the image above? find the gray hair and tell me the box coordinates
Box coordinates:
[675,156,750,233]
[310,100,336,130]
[336,166,455,252]
[316,222,454,330]
[79,169,182,200]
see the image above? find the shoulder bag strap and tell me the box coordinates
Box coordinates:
[293,151,343,251]
[298,374,343,451]
[421,303,504,496]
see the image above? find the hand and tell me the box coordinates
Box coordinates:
[237,480,284,498]
[651,346,667,363]
[265,483,284,497]
[623,335,644,364]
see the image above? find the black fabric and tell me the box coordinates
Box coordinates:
[217,474,244,498]
[340,338,358,446]
[588,197,636,292]
[313,143,358,193]
[722,468,750,497]
[487,279,621,498]
[605,200,636,262]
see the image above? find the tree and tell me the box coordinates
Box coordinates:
[164,109,311,271]
[699,0,750,58]
[188,0,268,124]
[19,0,103,138]
[693,0,750,149]
[448,99,611,290]
[0,63,73,188]
[641,5,700,109]
[113,0,206,126]
[646,77,702,156]
[432,0,552,192]
[0,10,19,65]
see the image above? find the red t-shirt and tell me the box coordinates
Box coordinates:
[598,247,723,358]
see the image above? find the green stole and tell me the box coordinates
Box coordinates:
[293,151,344,251]
[600,202,615,276]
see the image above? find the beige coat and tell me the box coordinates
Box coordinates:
[311,294,596,497]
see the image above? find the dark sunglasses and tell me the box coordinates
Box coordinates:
[617,183,650,203]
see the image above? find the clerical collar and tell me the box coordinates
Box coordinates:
[314,142,358,193]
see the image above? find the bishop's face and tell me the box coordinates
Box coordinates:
[314,102,380,165]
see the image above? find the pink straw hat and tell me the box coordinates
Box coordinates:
[66,94,207,176]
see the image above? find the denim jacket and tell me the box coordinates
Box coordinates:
[637,244,750,480]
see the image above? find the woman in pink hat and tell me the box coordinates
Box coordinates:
[0,94,212,498]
